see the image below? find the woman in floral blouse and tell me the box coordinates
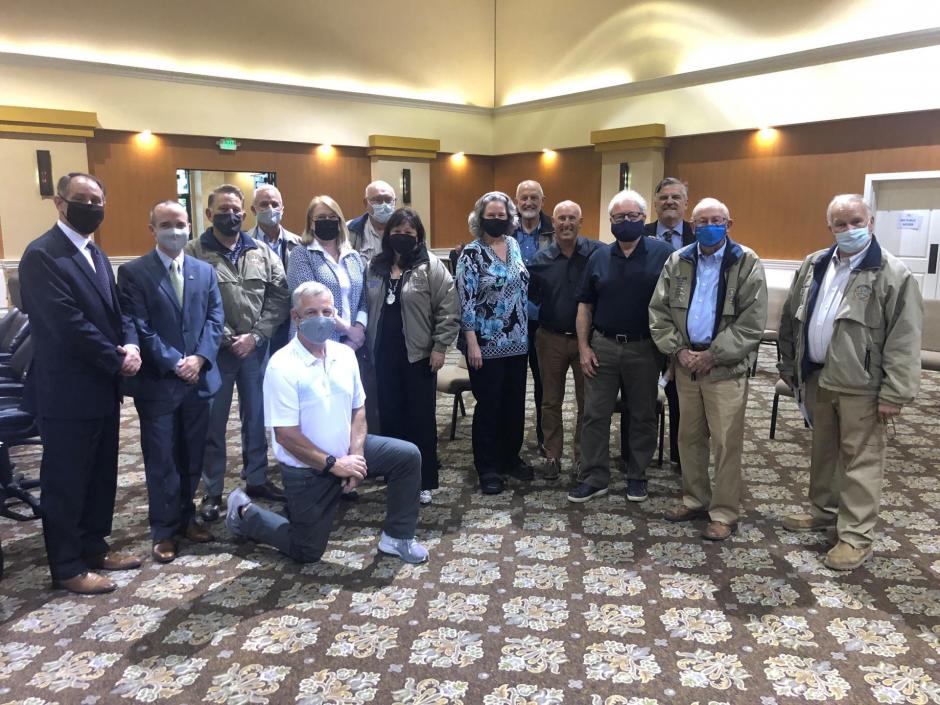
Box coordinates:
[456,191,531,494]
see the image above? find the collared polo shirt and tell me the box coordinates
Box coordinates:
[263,337,365,467]
[807,241,871,364]
[528,236,601,334]
[576,237,673,337]
[687,241,727,345]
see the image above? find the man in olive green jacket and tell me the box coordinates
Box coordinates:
[778,194,922,571]
[185,184,290,522]
[649,198,767,541]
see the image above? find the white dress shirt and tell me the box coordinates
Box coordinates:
[58,219,96,270]
[309,239,355,325]
[263,337,365,466]
[807,242,871,364]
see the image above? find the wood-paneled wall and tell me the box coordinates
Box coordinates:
[495,147,603,239]
[430,153,495,250]
[665,109,940,260]
[86,131,370,255]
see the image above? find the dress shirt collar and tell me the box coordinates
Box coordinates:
[256,224,285,247]
[697,240,727,261]
[656,220,683,237]
[289,334,339,368]
[155,248,185,270]
[308,236,353,259]
[57,219,94,251]
[830,240,872,270]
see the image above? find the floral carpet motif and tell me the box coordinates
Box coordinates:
[0,347,938,704]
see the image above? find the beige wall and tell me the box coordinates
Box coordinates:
[494,0,940,105]
[0,136,88,258]
[370,160,432,244]
[0,0,496,107]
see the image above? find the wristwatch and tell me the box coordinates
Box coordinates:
[322,455,337,475]
[252,333,264,347]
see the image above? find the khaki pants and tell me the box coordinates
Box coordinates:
[675,366,748,524]
[804,371,886,549]
[535,328,585,465]
[580,335,661,489]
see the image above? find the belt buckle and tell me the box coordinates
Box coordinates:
[615,333,629,344]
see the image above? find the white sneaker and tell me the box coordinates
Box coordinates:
[225,487,252,537]
[419,490,432,505]
[377,531,429,564]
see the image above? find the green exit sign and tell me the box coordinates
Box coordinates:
[217,138,238,151]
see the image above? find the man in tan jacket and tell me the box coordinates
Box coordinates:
[778,194,922,570]
[649,198,767,541]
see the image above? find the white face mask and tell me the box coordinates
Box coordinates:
[370,201,395,224]
[257,207,283,228]
[156,226,190,254]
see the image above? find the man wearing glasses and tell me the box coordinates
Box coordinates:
[571,189,673,504]
[650,197,767,541]
[777,194,921,570]
[347,180,397,264]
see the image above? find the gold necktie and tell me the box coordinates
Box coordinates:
[169,261,184,304]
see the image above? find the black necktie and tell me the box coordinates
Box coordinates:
[87,242,114,305]
[665,229,678,244]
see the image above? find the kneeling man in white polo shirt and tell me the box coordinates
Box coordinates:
[225,281,428,564]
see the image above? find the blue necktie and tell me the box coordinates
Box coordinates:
[87,242,113,306]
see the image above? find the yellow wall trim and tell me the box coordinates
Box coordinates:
[591,124,668,152]
[0,105,98,138]
[367,135,440,160]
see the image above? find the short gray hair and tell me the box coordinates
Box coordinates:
[292,281,333,310]
[826,194,871,223]
[608,189,647,216]
[468,191,519,239]
[364,180,396,199]
[655,177,688,199]
[252,185,282,205]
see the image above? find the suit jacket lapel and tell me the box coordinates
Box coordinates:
[148,250,183,314]
[69,244,115,309]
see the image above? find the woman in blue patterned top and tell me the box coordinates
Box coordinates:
[456,191,532,495]
[286,195,367,349]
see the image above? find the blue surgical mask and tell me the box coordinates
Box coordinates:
[371,202,395,224]
[256,207,282,228]
[298,315,335,344]
[611,220,645,242]
[835,227,870,254]
[695,223,727,247]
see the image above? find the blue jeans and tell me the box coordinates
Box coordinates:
[239,434,420,562]
[202,345,268,496]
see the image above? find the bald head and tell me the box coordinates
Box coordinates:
[826,194,871,225]
[691,197,731,222]
[552,200,582,245]
[364,180,397,226]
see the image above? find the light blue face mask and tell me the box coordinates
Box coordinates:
[371,202,395,224]
[835,226,871,254]
[695,223,727,247]
[298,315,335,344]
[257,207,282,228]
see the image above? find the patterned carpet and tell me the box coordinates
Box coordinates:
[1,346,939,705]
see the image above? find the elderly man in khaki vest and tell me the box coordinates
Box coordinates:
[778,193,922,571]
[649,197,767,541]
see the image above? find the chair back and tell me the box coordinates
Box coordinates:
[766,287,789,333]
[923,299,940,353]
[0,311,26,353]
[8,337,33,380]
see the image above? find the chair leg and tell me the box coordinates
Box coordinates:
[450,394,460,441]
[458,394,466,417]
[657,405,665,466]
[769,393,780,439]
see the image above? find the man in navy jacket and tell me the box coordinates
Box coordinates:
[20,172,142,595]
[119,200,225,563]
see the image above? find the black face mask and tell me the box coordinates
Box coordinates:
[64,201,105,235]
[389,234,418,256]
[481,217,508,237]
[611,219,645,242]
[212,212,243,237]
[314,219,340,241]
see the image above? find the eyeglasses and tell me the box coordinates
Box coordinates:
[693,217,728,227]
[312,215,340,221]
[610,212,645,224]
[367,197,395,205]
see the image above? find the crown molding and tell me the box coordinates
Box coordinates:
[0,52,493,117]
[494,27,940,115]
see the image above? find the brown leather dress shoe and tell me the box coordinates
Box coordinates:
[181,521,213,543]
[702,521,737,541]
[664,505,709,523]
[86,551,142,571]
[151,540,177,564]
[53,571,116,595]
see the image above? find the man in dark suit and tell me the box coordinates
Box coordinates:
[118,200,225,563]
[20,172,142,595]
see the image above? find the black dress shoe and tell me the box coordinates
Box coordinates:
[505,462,534,482]
[341,490,359,502]
[200,495,223,523]
[246,481,286,503]
[481,477,504,495]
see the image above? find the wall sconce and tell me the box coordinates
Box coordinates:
[619,162,631,191]
[37,150,53,197]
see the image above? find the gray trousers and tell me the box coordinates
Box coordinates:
[579,334,661,489]
[240,434,421,562]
